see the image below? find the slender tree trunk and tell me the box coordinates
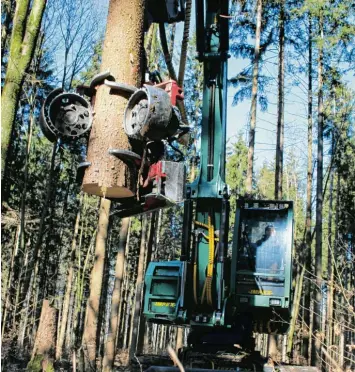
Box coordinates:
[103,217,130,371]
[176,327,184,352]
[326,155,334,358]
[246,0,262,194]
[1,0,46,172]
[169,23,176,57]
[129,216,149,360]
[159,23,177,81]
[275,0,285,200]
[82,198,111,370]
[20,143,57,301]
[287,265,306,355]
[302,14,313,363]
[1,224,20,340]
[312,13,324,369]
[136,213,156,354]
[56,194,83,360]
[145,24,156,67]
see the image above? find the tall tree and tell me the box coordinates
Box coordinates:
[82,198,111,369]
[1,0,46,172]
[302,13,313,364]
[275,0,285,200]
[102,217,130,371]
[312,9,324,369]
[246,0,262,194]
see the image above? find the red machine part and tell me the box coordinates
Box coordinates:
[155,80,184,106]
[143,161,167,188]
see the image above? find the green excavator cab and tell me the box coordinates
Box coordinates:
[231,200,294,333]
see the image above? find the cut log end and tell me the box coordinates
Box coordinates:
[82,183,135,198]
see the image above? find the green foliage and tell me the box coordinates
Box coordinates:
[27,355,54,372]
[256,161,275,200]
[226,133,248,235]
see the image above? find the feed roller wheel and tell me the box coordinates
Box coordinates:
[40,89,92,142]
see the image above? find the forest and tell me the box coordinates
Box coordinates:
[1,0,354,371]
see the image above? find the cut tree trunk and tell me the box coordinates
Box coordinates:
[82,0,145,198]
[246,0,262,194]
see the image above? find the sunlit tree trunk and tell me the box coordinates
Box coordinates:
[275,0,285,200]
[56,194,83,360]
[1,0,46,172]
[82,198,111,370]
[103,217,130,371]
[312,13,324,369]
[246,0,262,194]
[302,14,313,363]
[129,216,149,360]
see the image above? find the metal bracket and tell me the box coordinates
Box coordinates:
[108,149,142,167]
[76,161,91,184]
[76,71,137,98]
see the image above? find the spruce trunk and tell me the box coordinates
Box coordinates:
[82,198,111,370]
[312,14,324,369]
[129,216,149,360]
[30,299,57,371]
[1,0,46,172]
[56,195,83,360]
[82,0,145,199]
[103,217,130,371]
[275,0,285,200]
[302,14,313,363]
[246,0,262,194]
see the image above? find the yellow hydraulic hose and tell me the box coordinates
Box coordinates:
[193,218,216,305]
[193,262,198,304]
[206,214,215,306]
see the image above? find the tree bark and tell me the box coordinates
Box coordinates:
[136,213,156,354]
[129,216,149,360]
[82,0,145,199]
[326,154,334,358]
[1,0,46,173]
[30,299,57,370]
[82,198,111,370]
[103,217,130,371]
[312,13,324,369]
[176,327,184,352]
[246,0,262,194]
[302,13,313,363]
[159,23,178,81]
[169,23,176,57]
[56,194,83,360]
[275,0,285,200]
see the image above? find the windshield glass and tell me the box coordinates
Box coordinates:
[237,208,289,276]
